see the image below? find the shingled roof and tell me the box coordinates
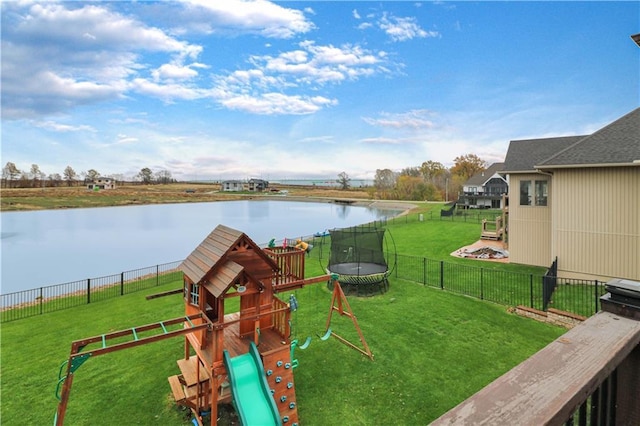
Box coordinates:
[178,224,278,285]
[464,162,504,186]
[537,108,640,168]
[502,136,585,173]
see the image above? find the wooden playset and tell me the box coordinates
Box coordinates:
[54,224,372,426]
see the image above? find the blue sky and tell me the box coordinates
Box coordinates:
[1,1,638,182]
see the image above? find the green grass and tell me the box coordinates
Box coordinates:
[1,203,569,425]
[1,279,565,425]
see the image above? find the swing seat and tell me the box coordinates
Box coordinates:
[319,328,332,341]
[299,336,312,349]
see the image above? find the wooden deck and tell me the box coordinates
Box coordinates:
[432,310,640,425]
[222,311,291,358]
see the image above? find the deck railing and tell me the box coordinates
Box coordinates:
[264,246,306,287]
[432,292,640,425]
[271,297,290,339]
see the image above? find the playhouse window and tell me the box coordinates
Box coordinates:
[190,283,200,306]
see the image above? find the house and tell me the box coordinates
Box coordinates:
[502,108,640,281]
[248,178,269,192]
[221,179,269,192]
[458,162,508,209]
[221,180,244,191]
[86,177,115,190]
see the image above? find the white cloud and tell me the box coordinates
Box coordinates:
[130,78,207,101]
[34,121,96,133]
[209,41,392,114]
[177,0,314,38]
[379,12,437,42]
[363,110,438,130]
[220,92,336,115]
[1,2,202,118]
[152,63,200,82]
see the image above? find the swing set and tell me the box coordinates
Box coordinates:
[289,274,374,366]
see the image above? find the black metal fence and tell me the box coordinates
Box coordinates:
[392,253,606,317]
[1,261,182,322]
[1,225,606,323]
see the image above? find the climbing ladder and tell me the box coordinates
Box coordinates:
[54,313,211,426]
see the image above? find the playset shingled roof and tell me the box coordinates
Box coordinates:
[178,224,278,286]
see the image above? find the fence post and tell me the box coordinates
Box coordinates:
[480,268,484,300]
[39,287,43,315]
[120,272,124,296]
[423,257,426,285]
[87,278,91,304]
[440,261,444,289]
[530,274,534,308]
[156,265,160,286]
[594,280,600,314]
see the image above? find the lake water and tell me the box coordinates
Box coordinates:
[0,200,398,294]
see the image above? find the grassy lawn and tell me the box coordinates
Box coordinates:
[1,202,569,425]
[1,277,564,425]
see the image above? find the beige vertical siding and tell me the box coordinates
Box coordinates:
[507,174,552,267]
[552,167,639,281]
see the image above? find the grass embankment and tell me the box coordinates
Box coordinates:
[0,183,373,211]
[1,204,565,425]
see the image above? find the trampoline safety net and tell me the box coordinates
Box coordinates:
[327,227,389,295]
[328,228,386,267]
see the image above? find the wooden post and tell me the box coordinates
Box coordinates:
[324,278,374,360]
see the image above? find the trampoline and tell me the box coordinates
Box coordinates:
[325,226,395,296]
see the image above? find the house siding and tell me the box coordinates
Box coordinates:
[507,173,552,267]
[552,167,639,281]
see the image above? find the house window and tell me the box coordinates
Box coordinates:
[519,181,532,206]
[190,283,200,307]
[535,180,548,206]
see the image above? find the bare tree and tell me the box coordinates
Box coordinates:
[155,169,173,184]
[137,167,154,184]
[63,166,77,187]
[48,173,62,187]
[86,169,100,182]
[336,171,350,190]
[373,168,397,199]
[2,162,20,188]
[30,164,44,188]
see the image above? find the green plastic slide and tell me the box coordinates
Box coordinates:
[223,342,282,426]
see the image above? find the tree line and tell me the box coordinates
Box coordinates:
[1,162,175,188]
[336,154,487,202]
[4,153,487,202]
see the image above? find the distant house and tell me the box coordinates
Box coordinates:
[221,180,245,192]
[87,177,115,190]
[458,163,507,209]
[502,108,639,281]
[221,179,269,192]
[248,178,268,192]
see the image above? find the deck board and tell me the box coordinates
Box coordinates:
[432,311,640,425]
